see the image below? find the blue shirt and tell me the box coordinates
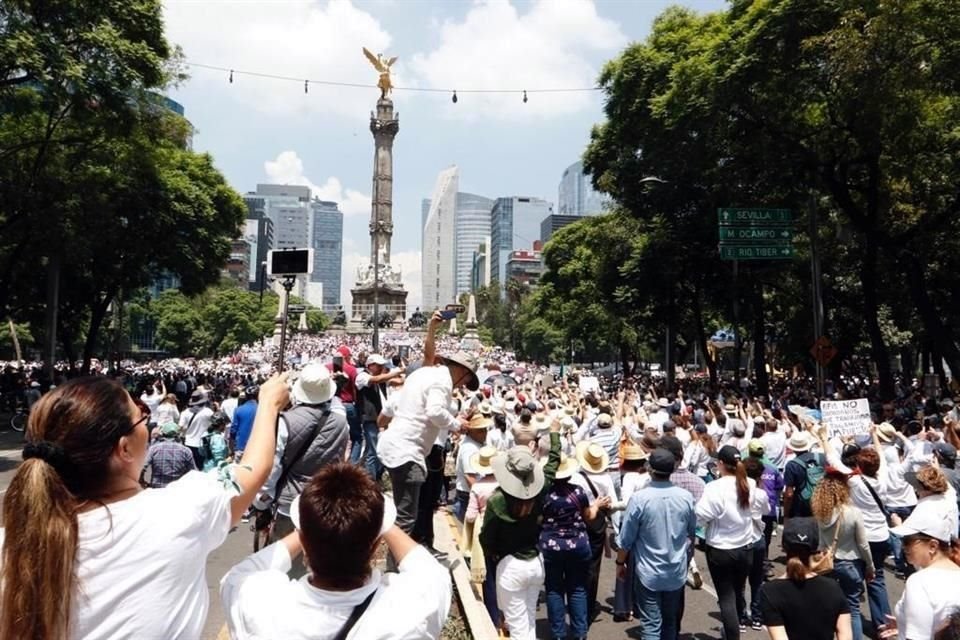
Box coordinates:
[617,479,696,591]
[231,400,258,452]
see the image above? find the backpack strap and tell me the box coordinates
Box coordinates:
[331,589,377,640]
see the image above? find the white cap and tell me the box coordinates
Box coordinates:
[366,354,387,366]
[889,501,955,543]
[290,493,397,536]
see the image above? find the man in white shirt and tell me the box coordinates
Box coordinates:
[221,387,240,422]
[180,390,214,469]
[356,354,404,482]
[220,463,451,640]
[376,349,477,545]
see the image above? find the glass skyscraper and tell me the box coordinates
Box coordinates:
[490,196,552,289]
[558,161,609,216]
[310,199,343,308]
[454,192,494,298]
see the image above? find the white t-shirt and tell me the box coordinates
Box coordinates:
[696,476,769,549]
[894,566,960,640]
[221,397,239,421]
[220,543,451,640]
[0,471,234,640]
[154,402,180,427]
[180,406,214,447]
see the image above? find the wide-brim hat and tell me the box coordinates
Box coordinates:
[470,445,498,476]
[291,493,396,536]
[492,447,545,499]
[466,414,493,431]
[877,422,897,443]
[438,351,480,391]
[292,363,335,405]
[532,414,550,434]
[541,453,580,479]
[189,391,209,407]
[622,444,648,461]
[596,413,613,427]
[788,431,813,453]
[657,397,671,409]
[575,440,610,474]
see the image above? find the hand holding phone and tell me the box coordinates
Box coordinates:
[439,310,457,320]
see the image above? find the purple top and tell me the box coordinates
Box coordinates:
[539,480,590,555]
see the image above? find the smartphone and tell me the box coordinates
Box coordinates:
[333,355,343,372]
[439,310,458,320]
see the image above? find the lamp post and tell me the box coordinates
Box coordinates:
[640,176,673,390]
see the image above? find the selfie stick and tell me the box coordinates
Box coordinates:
[277,275,296,372]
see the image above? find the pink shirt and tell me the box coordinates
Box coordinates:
[465,477,498,523]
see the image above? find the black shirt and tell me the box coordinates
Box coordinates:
[759,575,849,640]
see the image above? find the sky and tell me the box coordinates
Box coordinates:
[162,0,726,307]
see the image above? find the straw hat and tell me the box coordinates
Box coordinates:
[469,445,498,476]
[465,413,493,431]
[541,453,580,479]
[877,422,897,443]
[532,414,550,434]
[576,441,610,474]
[788,431,813,453]
[492,447,545,500]
[596,413,613,428]
[622,444,648,461]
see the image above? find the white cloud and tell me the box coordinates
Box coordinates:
[408,0,626,120]
[163,0,398,117]
[340,250,422,311]
[264,151,371,216]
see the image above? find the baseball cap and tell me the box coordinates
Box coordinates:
[366,354,387,366]
[718,445,741,466]
[648,448,676,474]
[659,435,683,462]
[747,439,765,457]
[782,517,820,550]
[890,501,955,543]
[933,442,957,463]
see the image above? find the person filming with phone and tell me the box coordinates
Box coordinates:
[327,346,362,464]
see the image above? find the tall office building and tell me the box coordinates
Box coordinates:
[540,214,584,244]
[421,166,459,310]
[558,161,609,216]
[490,196,552,288]
[246,184,313,300]
[242,199,275,292]
[310,199,343,308]
[471,236,491,292]
[454,192,494,298]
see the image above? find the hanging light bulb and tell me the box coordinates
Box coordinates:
[451,90,458,104]
[523,90,528,103]
[304,80,309,94]
[229,69,234,84]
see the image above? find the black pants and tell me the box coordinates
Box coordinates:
[412,445,445,547]
[187,445,205,470]
[585,533,604,620]
[706,544,753,640]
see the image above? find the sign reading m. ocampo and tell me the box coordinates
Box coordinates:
[821,399,872,438]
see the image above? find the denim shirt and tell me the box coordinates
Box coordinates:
[617,479,697,591]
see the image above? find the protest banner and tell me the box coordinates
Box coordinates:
[821,398,872,438]
[579,376,600,395]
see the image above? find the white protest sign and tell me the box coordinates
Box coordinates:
[579,376,600,395]
[821,398,872,438]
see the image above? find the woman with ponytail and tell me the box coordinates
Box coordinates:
[696,445,770,639]
[0,373,290,640]
[757,518,853,639]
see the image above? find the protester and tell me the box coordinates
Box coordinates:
[782,430,824,519]
[880,504,960,640]
[453,413,493,522]
[811,470,875,640]
[617,448,696,640]
[230,385,258,460]
[356,353,403,481]
[0,373,289,640]
[154,392,180,428]
[220,463,451,639]
[696,444,770,639]
[180,389,215,469]
[254,363,348,542]
[328,345,362,464]
[142,421,196,488]
[758,518,853,640]
[464,446,501,626]
[480,420,561,640]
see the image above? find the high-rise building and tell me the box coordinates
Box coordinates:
[505,249,544,291]
[222,238,251,287]
[471,236,491,292]
[421,166,459,310]
[242,200,275,292]
[454,192,494,298]
[490,196,552,288]
[558,161,609,216]
[310,199,343,309]
[540,214,584,244]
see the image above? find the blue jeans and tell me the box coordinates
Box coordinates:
[344,403,362,464]
[867,539,892,628]
[362,420,383,480]
[832,559,866,640]
[887,506,914,573]
[613,550,635,617]
[452,490,470,523]
[634,579,684,640]
[484,555,501,628]
[748,537,767,623]
[543,547,591,638]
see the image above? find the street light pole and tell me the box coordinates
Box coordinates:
[639,176,673,391]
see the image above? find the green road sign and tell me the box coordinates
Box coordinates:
[719,227,793,243]
[720,245,795,260]
[718,208,792,226]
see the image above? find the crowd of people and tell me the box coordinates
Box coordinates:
[2,314,960,639]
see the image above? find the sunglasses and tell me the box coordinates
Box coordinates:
[130,413,149,432]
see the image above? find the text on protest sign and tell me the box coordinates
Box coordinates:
[821,398,871,438]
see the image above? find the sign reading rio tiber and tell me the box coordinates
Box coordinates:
[717,208,794,260]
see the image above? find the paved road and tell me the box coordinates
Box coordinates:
[0,426,905,639]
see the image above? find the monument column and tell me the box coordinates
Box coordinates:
[370,98,398,264]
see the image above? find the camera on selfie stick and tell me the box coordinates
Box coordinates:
[267,248,313,372]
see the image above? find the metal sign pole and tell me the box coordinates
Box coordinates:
[809,193,825,396]
[277,275,296,372]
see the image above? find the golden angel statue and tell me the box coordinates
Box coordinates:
[363,47,398,99]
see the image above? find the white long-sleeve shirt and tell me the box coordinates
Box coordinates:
[377,366,459,471]
[696,476,769,549]
[825,448,892,543]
